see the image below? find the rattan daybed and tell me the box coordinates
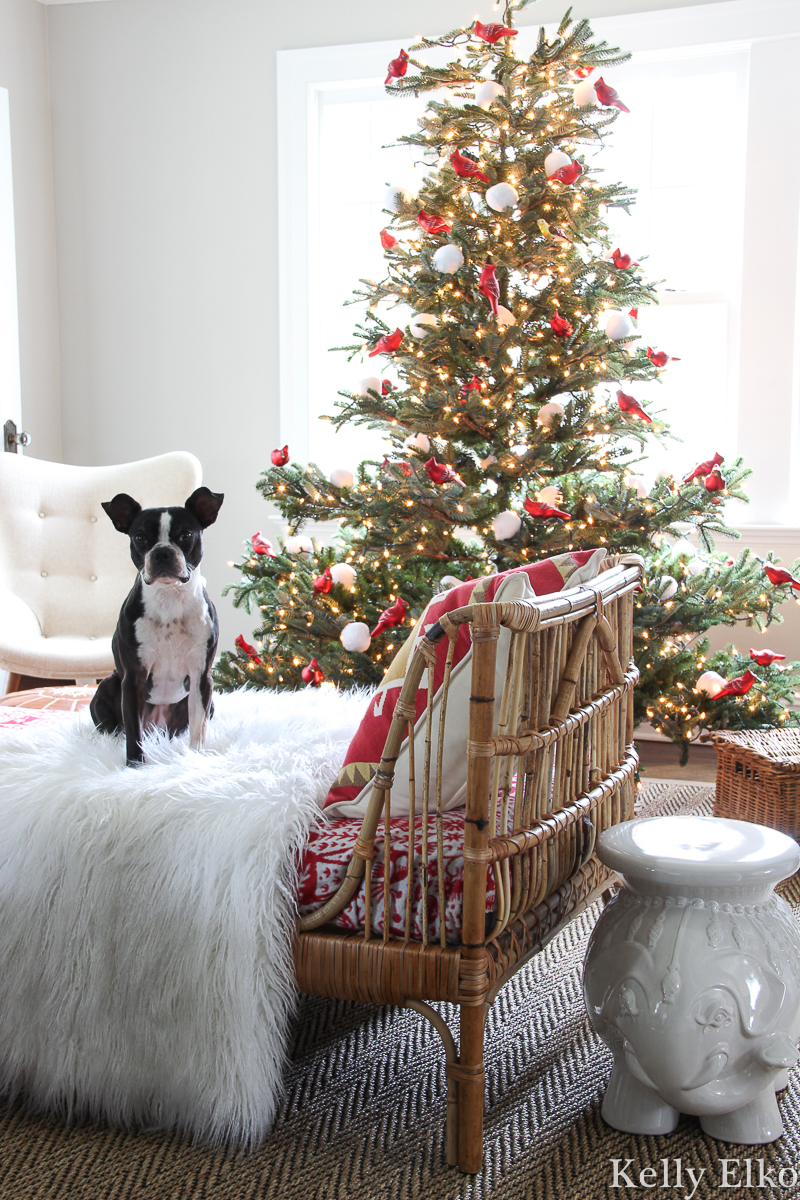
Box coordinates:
[295,553,643,1173]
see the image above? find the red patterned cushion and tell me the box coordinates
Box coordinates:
[323,549,605,817]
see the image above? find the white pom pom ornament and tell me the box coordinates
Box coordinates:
[384,183,413,212]
[329,468,354,489]
[573,77,599,107]
[485,182,518,212]
[432,244,464,274]
[357,376,382,397]
[329,563,356,590]
[604,311,636,341]
[544,149,571,176]
[536,486,562,506]
[340,622,372,653]
[625,475,648,498]
[671,538,695,560]
[402,432,430,454]
[496,305,516,327]
[659,576,678,601]
[536,401,566,428]
[686,557,707,577]
[475,80,504,110]
[409,313,438,338]
[695,670,726,698]
[284,536,314,560]
[492,510,522,540]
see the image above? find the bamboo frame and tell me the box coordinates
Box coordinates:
[294,555,643,1173]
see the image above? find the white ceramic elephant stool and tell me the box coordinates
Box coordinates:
[583,815,800,1144]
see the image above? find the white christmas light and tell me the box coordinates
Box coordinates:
[573,77,598,107]
[659,575,678,601]
[485,182,519,212]
[340,622,372,653]
[284,536,313,560]
[496,305,516,327]
[605,311,636,341]
[476,80,504,109]
[536,400,566,427]
[403,432,430,454]
[544,149,571,176]
[432,244,464,274]
[384,183,413,212]
[329,468,354,489]
[329,563,357,590]
[356,376,382,397]
[695,670,726,698]
[492,510,522,540]
[410,313,438,338]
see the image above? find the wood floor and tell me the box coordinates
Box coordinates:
[636,738,717,784]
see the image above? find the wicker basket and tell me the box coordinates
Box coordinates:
[713,729,800,839]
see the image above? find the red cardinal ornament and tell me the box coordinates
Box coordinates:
[478,263,500,314]
[523,498,572,520]
[611,248,636,270]
[380,228,398,250]
[417,209,451,235]
[381,456,413,478]
[271,445,289,466]
[647,346,681,367]
[684,452,724,483]
[594,77,630,112]
[235,635,261,663]
[548,160,583,185]
[251,531,276,557]
[617,390,651,423]
[474,20,518,42]
[550,310,573,337]
[629,308,638,319]
[381,379,393,394]
[714,669,758,699]
[385,49,409,85]
[301,657,324,687]
[450,149,490,184]
[312,568,333,595]
[460,375,482,397]
[371,597,409,639]
[704,465,726,494]
[369,328,404,357]
[750,648,786,666]
[764,564,800,591]
[425,457,465,487]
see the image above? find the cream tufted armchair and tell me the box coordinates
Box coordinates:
[0,451,202,687]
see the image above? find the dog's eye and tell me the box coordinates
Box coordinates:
[178,531,194,545]
[133,533,146,545]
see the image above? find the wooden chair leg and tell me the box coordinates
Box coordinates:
[3,672,21,696]
[455,1003,486,1173]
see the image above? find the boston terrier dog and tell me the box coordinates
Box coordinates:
[90,487,224,766]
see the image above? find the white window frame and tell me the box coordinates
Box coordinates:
[277,0,800,544]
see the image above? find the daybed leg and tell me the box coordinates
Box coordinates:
[404,1000,459,1167]
[455,1003,486,1173]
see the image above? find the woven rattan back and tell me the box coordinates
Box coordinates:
[300,555,642,947]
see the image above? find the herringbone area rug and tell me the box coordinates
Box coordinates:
[2,782,800,1200]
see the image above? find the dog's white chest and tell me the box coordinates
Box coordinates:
[134,579,212,705]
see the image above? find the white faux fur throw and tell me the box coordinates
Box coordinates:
[0,687,368,1147]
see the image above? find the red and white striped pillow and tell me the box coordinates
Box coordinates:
[323,549,605,818]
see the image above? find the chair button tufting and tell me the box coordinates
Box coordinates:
[41,571,48,578]
[90,575,97,582]
[38,512,45,519]
[90,516,97,523]
[89,636,96,641]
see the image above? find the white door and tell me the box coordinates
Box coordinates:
[0,87,21,441]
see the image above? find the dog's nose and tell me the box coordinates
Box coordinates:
[150,545,176,563]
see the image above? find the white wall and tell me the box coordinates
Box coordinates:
[44,0,739,655]
[0,0,60,463]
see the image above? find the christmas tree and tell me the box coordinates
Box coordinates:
[215,5,800,758]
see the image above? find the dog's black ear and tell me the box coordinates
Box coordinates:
[102,494,142,534]
[185,487,224,529]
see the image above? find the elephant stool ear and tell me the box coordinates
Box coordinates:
[101,493,142,534]
[185,487,224,529]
